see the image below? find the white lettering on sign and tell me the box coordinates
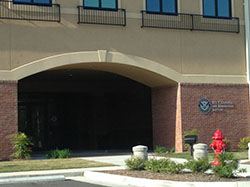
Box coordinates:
[211,101,235,112]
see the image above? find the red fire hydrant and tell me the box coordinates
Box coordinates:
[209,129,227,166]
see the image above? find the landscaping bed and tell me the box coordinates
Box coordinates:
[103,169,250,182]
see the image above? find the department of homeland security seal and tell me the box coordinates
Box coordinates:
[198,98,211,114]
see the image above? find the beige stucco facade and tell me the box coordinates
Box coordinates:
[0,0,247,86]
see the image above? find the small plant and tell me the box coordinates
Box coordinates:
[238,136,250,150]
[185,158,211,173]
[46,149,70,159]
[159,160,184,174]
[212,153,246,178]
[154,146,175,154]
[145,158,166,172]
[9,133,33,159]
[125,156,145,170]
[145,158,184,174]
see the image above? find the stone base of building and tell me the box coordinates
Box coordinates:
[0,81,18,160]
[152,83,250,152]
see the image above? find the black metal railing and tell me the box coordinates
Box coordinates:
[0,0,60,22]
[141,11,240,33]
[77,6,126,26]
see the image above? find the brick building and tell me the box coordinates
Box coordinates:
[0,0,249,159]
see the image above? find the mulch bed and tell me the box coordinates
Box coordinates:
[102,170,250,182]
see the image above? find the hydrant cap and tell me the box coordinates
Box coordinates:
[212,129,225,140]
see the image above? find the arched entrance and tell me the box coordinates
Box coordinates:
[0,51,182,158]
[18,69,153,151]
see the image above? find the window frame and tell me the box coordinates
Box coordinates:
[13,0,52,6]
[83,0,118,11]
[202,0,232,19]
[146,0,178,15]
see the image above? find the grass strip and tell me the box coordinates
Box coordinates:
[0,158,114,173]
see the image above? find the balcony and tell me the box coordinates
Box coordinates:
[77,6,126,26]
[0,0,60,22]
[141,11,240,33]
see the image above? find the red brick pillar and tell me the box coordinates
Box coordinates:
[152,85,182,152]
[0,81,18,160]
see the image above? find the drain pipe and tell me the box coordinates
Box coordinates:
[244,0,250,101]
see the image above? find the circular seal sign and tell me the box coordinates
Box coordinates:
[198,98,211,114]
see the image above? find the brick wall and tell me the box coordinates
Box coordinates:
[152,86,178,150]
[152,83,250,152]
[181,83,250,150]
[0,81,18,160]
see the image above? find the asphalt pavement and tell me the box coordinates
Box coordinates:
[1,180,108,187]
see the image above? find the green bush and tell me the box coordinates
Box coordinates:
[185,158,211,173]
[9,133,33,159]
[46,149,70,159]
[145,158,184,174]
[238,137,250,150]
[212,153,246,178]
[125,157,145,170]
[145,159,166,172]
[154,146,175,154]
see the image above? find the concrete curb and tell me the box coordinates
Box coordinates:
[84,171,250,187]
[0,175,65,185]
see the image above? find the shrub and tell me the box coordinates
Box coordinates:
[212,153,246,178]
[145,159,166,172]
[154,146,168,154]
[125,157,145,170]
[238,137,250,150]
[185,158,211,173]
[145,158,184,174]
[160,160,184,174]
[46,149,70,159]
[9,133,33,159]
[154,146,175,154]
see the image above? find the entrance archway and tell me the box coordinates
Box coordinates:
[15,51,180,152]
[18,69,153,151]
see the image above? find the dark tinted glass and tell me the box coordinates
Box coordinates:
[84,0,99,8]
[162,0,176,13]
[203,0,216,16]
[218,0,230,17]
[102,0,117,9]
[146,0,160,12]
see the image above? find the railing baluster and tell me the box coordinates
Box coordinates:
[140,11,239,33]
[77,6,126,26]
[0,0,60,22]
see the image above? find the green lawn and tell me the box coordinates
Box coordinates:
[0,158,114,173]
[161,151,248,161]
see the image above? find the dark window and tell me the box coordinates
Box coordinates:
[84,0,117,10]
[13,0,51,5]
[203,0,231,18]
[146,0,177,14]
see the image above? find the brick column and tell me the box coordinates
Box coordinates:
[0,81,18,160]
[152,85,182,151]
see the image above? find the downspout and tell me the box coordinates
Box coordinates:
[244,0,250,100]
